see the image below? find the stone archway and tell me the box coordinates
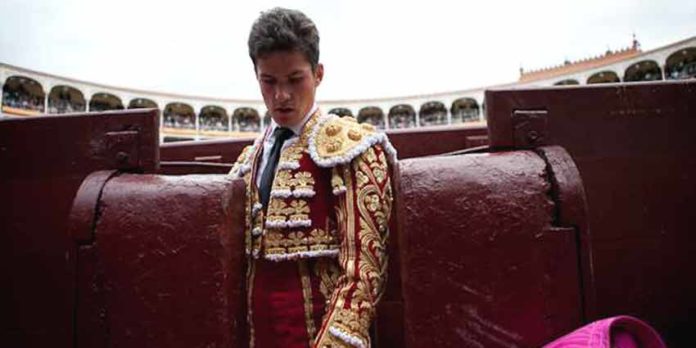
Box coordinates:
[587,71,620,84]
[624,60,663,82]
[388,104,416,129]
[665,47,696,80]
[48,85,86,114]
[450,97,480,123]
[419,101,448,126]
[128,98,158,109]
[554,79,580,86]
[89,92,124,112]
[328,107,353,117]
[233,107,261,132]
[199,105,229,132]
[2,75,46,113]
[163,102,195,129]
[357,106,385,129]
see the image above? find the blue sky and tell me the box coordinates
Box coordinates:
[1,0,695,100]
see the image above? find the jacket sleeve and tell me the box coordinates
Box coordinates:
[313,144,393,348]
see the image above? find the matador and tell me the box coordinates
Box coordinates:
[229,7,396,348]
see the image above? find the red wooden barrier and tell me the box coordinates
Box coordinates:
[69,173,247,347]
[486,80,696,346]
[395,146,588,347]
[4,80,694,347]
[0,110,158,347]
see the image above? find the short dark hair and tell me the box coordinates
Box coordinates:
[248,7,320,71]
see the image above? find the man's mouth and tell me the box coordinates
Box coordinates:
[276,107,294,114]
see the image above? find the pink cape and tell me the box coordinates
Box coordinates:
[543,316,666,348]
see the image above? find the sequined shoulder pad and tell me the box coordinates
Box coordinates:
[308,114,397,168]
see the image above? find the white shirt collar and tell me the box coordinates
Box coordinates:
[269,103,318,137]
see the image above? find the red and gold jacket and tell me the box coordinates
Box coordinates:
[230,110,396,347]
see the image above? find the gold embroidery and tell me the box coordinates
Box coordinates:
[309,228,337,246]
[229,145,255,176]
[332,309,372,340]
[377,150,387,167]
[266,199,289,225]
[347,129,362,141]
[372,167,386,185]
[298,260,317,345]
[364,193,381,213]
[314,116,378,160]
[272,170,293,189]
[279,144,304,162]
[271,170,316,193]
[242,142,264,257]
[331,168,344,189]
[325,123,342,136]
[276,110,320,164]
[314,144,393,347]
[313,258,342,304]
[326,138,343,153]
[293,171,315,190]
[364,147,377,163]
[289,200,310,222]
[355,170,368,188]
[247,259,258,348]
[263,230,287,246]
[264,228,339,256]
[299,110,321,144]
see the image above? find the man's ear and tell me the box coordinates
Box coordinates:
[315,63,324,86]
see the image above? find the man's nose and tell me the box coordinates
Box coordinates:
[274,85,290,102]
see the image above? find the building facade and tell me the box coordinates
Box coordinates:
[2,36,694,142]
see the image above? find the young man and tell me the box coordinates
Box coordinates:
[229,7,396,348]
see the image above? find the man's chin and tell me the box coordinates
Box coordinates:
[273,111,300,127]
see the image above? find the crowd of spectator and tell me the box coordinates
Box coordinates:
[162,108,263,132]
[2,82,478,132]
[199,115,229,131]
[389,112,416,129]
[360,115,385,129]
[668,62,696,80]
[3,85,482,131]
[420,110,448,127]
[236,116,260,132]
[2,90,45,112]
[48,98,85,114]
[163,112,195,129]
[452,108,481,123]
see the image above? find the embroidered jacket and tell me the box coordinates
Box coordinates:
[229,111,396,347]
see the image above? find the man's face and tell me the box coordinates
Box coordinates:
[256,50,324,127]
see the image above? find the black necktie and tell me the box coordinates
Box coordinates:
[259,127,294,210]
